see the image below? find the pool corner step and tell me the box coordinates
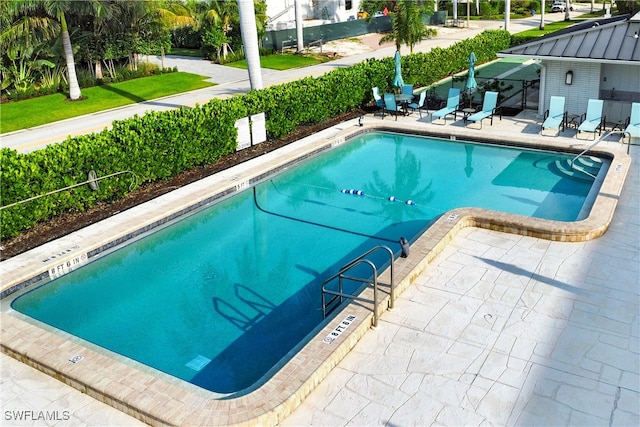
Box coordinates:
[553,157,602,181]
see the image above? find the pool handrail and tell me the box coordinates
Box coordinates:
[321,245,395,327]
[570,129,630,178]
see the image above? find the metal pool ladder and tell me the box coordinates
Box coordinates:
[321,245,395,327]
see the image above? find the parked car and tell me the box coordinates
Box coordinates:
[551,1,573,12]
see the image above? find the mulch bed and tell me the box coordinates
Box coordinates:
[0,109,368,261]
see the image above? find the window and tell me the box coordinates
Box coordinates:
[346,1,352,10]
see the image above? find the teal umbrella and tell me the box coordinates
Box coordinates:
[393,50,404,88]
[465,52,477,106]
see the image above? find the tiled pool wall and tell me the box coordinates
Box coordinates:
[0,119,632,426]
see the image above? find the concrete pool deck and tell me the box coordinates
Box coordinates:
[1,110,637,426]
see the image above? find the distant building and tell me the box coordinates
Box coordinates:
[265,0,364,30]
[499,12,640,125]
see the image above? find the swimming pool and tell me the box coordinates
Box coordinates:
[9,131,607,396]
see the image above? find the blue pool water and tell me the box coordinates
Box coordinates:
[12,132,603,395]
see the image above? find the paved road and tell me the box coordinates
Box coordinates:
[0,7,589,153]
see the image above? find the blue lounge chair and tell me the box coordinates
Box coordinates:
[382,93,403,120]
[408,91,428,118]
[466,91,501,129]
[431,88,461,124]
[623,102,640,142]
[577,99,605,140]
[541,96,567,136]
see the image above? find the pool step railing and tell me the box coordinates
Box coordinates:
[567,129,630,179]
[554,156,603,181]
[321,245,395,328]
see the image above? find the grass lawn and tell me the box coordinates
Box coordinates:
[167,48,202,57]
[1,72,213,134]
[516,19,582,37]
[226,53,328,71]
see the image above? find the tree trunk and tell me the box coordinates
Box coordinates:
[59,14,81,100]
[295,0,304,53]
[95,60,103,79]
[238,0,263,90]
[504,0,510,31]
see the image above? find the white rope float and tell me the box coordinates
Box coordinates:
[341,189,416,205]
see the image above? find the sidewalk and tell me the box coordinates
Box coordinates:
[0,9,581,154]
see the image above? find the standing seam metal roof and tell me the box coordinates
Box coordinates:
[500,12,640,63]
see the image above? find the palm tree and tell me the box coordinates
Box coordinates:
[2,0,92,100]
[201,0,238,59]
[237,0,263,90]
[111,1,167,71]
[379,0,434,53]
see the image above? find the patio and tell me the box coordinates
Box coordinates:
[1,109,637,426]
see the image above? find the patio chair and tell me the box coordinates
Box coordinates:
[623,102,640,142]
[407,91,428,118]
[431,88,461,124]
[577,99,605,140]
[372,87,383,113]
[382,93,404,120]
[541,96,567,136]
[465,91,501,129]
[402,84,414,99]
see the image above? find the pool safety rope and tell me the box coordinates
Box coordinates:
[283,179,435,210]
[252,187,400,244]
[341,189,416,206]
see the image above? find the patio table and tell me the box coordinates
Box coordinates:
[395,93,414,113]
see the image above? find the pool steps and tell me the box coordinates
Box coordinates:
[554,156,603,181]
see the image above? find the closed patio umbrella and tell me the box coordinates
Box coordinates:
[465,51,478,107]
[393,50,404,89]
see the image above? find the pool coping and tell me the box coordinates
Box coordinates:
[0,118,631,426]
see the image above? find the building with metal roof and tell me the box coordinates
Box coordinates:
[499,12,639,125]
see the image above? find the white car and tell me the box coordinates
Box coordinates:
[551,1,573,12]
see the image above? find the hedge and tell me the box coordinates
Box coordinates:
[0,30,511,239]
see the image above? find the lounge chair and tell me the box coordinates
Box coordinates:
[577,99,605,140]
[431,88,461,124]
[623,102,640,142]
[407,91,428,118]
[372,87,383,114]
[465,91,501,129]
[382,93,404,120]
[541,96,567,136]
